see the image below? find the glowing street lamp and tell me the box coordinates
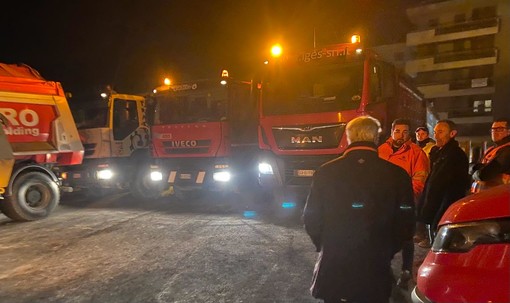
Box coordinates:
[164,78,171,86]
[270,44,283,58]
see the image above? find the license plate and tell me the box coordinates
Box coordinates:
[73,173,81,178]
[295,169,315,177]
[180,173,191,180]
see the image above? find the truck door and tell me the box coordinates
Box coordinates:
[112,98,140,140]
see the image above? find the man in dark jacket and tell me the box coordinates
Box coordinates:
[303,116,415,303]
[418,120,470,243]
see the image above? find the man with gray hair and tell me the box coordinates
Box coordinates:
[303,116,415,303]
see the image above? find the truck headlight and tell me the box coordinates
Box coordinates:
[150,171,163,181]
[96,169,114,180]
[258,162,274,175]
[213,171,231,182]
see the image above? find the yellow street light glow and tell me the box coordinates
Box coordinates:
[270,44,283,58]
[164,78,171,85]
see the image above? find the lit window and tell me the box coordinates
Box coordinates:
[473,99,492,113]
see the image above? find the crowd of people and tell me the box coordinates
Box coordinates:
[302,116,510,303]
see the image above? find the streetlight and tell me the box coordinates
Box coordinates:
[270,44,283,58]
[164,78,171,86]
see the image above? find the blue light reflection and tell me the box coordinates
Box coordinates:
[243,210,257,218]
[281,202,296,209]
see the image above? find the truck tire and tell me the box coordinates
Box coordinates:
[130,169,163,200]
[1,171,60,221]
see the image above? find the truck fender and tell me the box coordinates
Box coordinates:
[6,163,59,196]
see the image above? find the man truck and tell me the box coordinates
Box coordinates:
[256,36,425,206]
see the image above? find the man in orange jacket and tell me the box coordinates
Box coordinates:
[378,118,430,289]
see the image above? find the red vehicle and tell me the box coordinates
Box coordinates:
[142,71,258,199]
[256,36,425,204]
[0,63,83,221]
[412,184,510,303]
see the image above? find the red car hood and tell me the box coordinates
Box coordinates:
[440,184,510,225]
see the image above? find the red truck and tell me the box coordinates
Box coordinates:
[0,63,84,221]
[256,36,425,206]
[139,71,258,199]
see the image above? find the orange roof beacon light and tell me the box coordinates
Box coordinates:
[351,34,361,44]
[220,69,229,85]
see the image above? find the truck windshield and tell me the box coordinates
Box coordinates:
[152,88,227,125]
[72,103,109,129]
[262,62,364,116]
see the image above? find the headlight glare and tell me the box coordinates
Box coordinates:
[96,169,114,180]
[213,171,231,182]
[258,162,274,175]
[150,171,163,181]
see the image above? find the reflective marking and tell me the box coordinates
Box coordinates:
[281,202,296,209]
[400,205,413,210]
[351,202,364,208]
[168,171,177,183]
[196,171,205,184]
[243,210,257,218]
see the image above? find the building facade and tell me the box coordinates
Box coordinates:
[405,0,510,155]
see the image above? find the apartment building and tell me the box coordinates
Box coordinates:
[405,0,510,152]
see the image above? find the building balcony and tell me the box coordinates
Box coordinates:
[406,48,498,76]
[417,77,495,98]
[407,17,499,46]
[435,109,493,124]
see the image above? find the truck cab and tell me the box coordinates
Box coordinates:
[141,72,258,199]
[256,38,424,207]
[62,93,150,197]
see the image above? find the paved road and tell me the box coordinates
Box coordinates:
[0,191,427,302]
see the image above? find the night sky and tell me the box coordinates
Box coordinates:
[1,0,417,101]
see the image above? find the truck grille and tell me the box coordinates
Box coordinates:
[272,123,345,150]
[162,140,211,155]
[281,155,339,186]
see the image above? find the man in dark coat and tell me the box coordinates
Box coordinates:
[303,116,415,303]
[418,119,470,242]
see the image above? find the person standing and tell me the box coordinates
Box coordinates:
[471,118,510,193]
[418,120,470,245]
[414,126,436,244]
[415,126,436,157]
[303,116,415,303]
[378,118,429,289]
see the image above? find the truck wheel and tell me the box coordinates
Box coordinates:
[1,171,60,221]
[130,169,163,200]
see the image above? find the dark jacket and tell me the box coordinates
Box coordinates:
[303,142,415,303]
[418,139,470,225]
